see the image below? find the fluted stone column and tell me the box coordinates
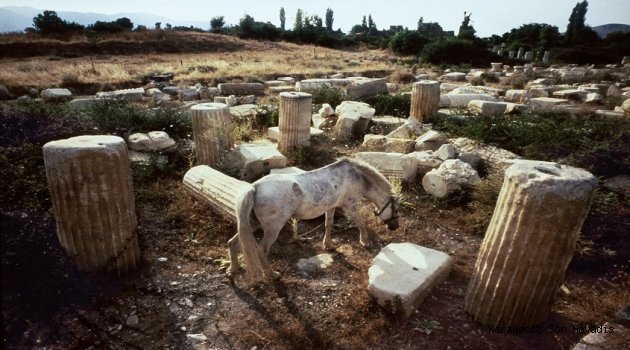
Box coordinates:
[465,160,597,327]
[278,92,312,153]
[43,135,139,275]
[182,165,250,222]
[409,80,440,123]
[190,103,233,166]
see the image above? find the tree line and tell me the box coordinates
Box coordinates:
[24,2,630,65]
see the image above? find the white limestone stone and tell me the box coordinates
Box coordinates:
[449,86,503,98]
[277,77,296,85]
[467,100,509,115]
[422,159,480,198]
[41,88,73,102]
[435,144,456,160]
[264,80,287,87]
[318,103,335,117]
[583,93,603,103]
[440,94,498,108]
[414,130,447,151]
[295,78,352,92]
[448,137,519,173]
[335,101,375,139]
[346,78,389,98]
[530,97,570,110]
[96,87,144,102]
[386,119,431,139]
[227,104,257,119]
[441,72,466,82]
[128,131,176,152]
[407,151,443,176]
[267,127,323,142]
[552,89,587,100]
[368,243,454,318]
[354,152,418,182]
[268,86,295,94]
[179,88,198,101]
[231,142,287,181]
[361,135,416,153]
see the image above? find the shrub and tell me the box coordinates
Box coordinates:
[253,105,279,129]
[286,134,338,170]
[81,100,191,139]
[433,111,630,165]
[421,37,501,66]
[390,71,417,84]
[389,30,429,56]
[310,87,347,108]
[358,93,411,117]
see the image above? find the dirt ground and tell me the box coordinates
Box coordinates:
[2,139,628,350]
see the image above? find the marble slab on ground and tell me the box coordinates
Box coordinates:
[368,242,454,318]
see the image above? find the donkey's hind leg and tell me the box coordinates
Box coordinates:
[227,233,241,275]
[258,224,284,279]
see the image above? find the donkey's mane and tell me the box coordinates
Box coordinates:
[341,157,391,192]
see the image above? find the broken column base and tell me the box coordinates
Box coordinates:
[368,243,454,318]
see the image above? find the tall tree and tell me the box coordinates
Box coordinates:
[368,14,375,30]
[294,9,303,31]
[210,16,225,32]
[325,8,334,31]
[32,10,84,36]
[280,7,286,31]
[566,0,588,43]
[361,16,367,31]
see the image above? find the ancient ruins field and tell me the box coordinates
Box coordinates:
[1,32,629,350]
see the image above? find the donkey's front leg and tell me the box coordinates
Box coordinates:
[322,208,336,251]
[343,205,370,247]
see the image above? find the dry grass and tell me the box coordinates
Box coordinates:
[0,32,393,90]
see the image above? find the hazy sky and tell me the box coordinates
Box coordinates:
[1,0,629,36]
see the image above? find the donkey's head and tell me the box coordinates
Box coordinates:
[375,195,399,230]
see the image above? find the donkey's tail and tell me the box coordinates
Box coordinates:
[235,185,265,281]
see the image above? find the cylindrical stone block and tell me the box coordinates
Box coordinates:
[182,165,250,222]
[190,103,233,166]
[43,135,139,275]
[278,92,312,153]
[409,80,440,123]
[465,160,597,327]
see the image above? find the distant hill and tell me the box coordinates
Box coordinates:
[0,6,208,33]
[591,23,630,38]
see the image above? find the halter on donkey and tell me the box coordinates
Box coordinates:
[228,158,399,281]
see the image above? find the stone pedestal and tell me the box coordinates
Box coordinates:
[190,103,234,166]
[182,165,250,222]
[278,92,312,153]
[43,135,139,275]
[465,160,597,327]
[517,48,525,60]
[409,80,440,123]
[490,63,503,73]
[543,51,551,64]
